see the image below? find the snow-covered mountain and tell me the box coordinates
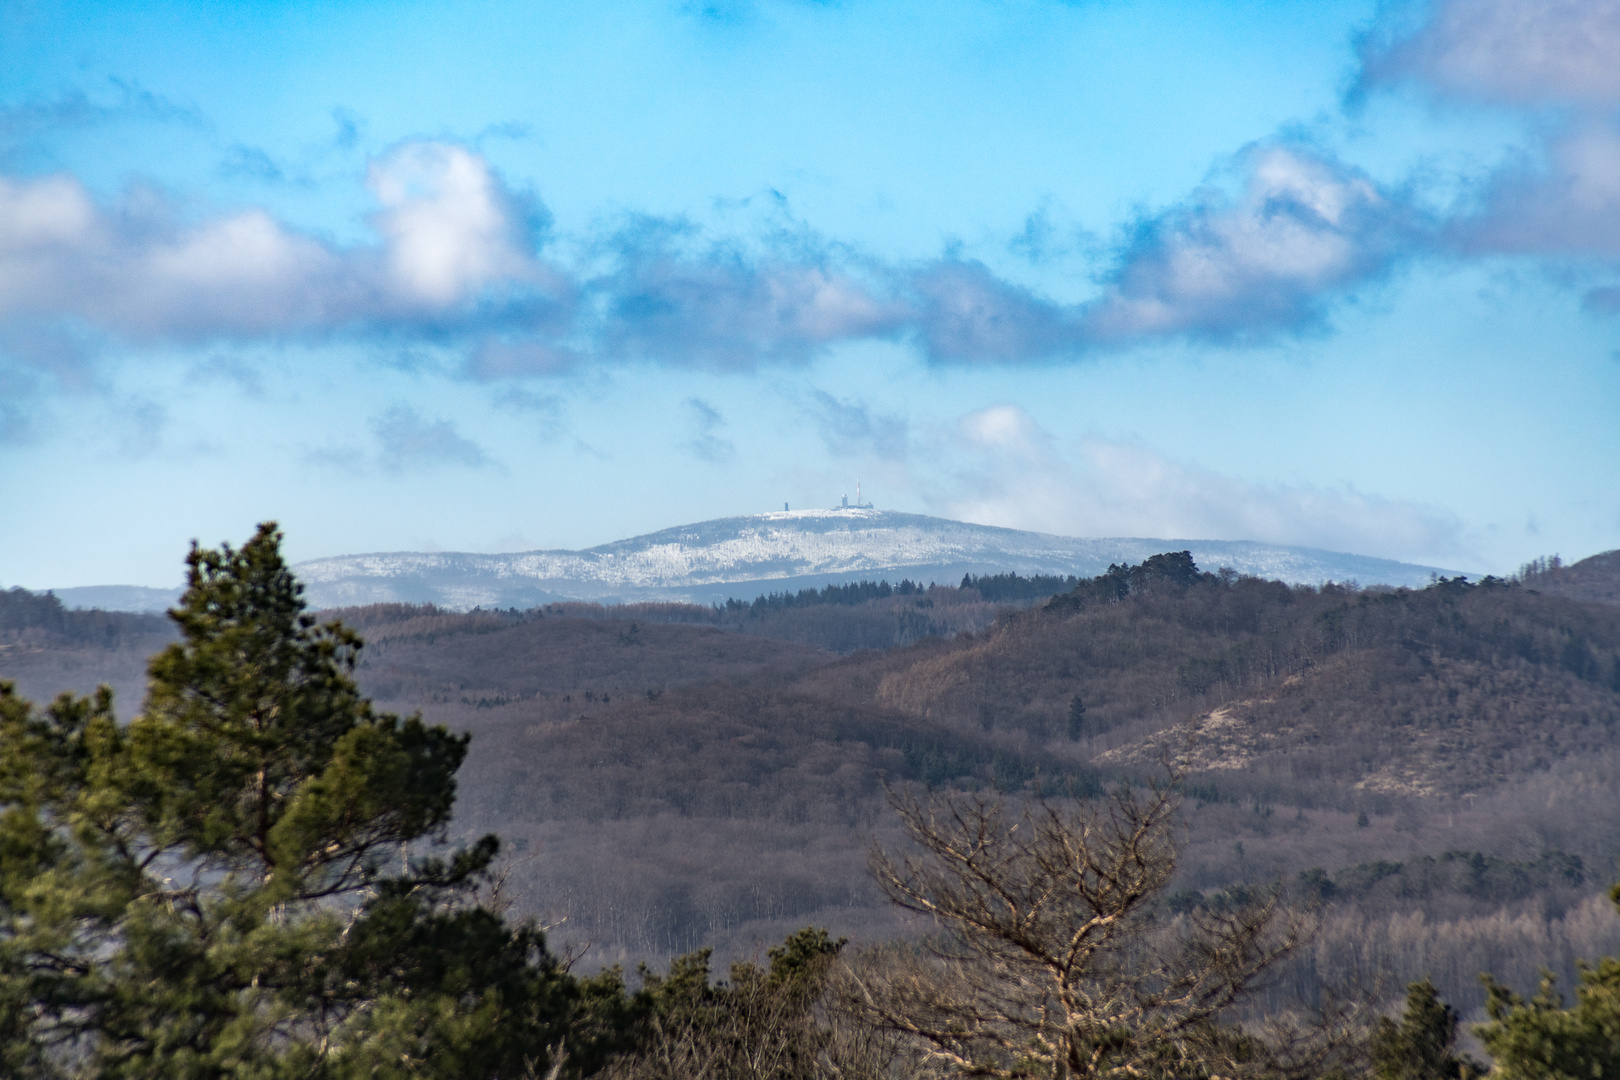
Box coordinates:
[289,509,1459,610]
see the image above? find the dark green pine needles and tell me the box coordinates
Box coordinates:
[0,522,635,1080]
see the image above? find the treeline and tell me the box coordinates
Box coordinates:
[466,569,1071,623]
[0,585,171,649]
[512,582,998,654]
[958,571,1080,602]
[1175,849,1590,915]
[724,578,931,614]
[1514,547,1620,605]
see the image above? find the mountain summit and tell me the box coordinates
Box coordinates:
[289,509,1459,610]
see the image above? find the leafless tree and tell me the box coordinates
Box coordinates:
[841,777,1322,1080]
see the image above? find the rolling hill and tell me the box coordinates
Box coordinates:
[10,554,1620,1018]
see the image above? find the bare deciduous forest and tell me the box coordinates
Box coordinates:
[5,547,1620,1034]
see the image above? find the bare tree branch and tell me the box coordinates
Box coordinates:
[845,776,1321,1080]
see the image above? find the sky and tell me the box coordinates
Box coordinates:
[1,0,1618,589]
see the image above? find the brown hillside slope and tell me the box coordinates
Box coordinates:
[784,576,1620,804]
[387,574,1620,981]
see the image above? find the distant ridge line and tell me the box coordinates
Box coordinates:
[39,511,1475,614]
[287,510,1461,611]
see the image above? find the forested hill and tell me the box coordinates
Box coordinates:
[307,560,1620,998]
[6,559,1620,1015]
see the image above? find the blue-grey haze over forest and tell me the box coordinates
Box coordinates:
[0,0,1617,587]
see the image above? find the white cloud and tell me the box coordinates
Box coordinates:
[956,402,1046,455]
[1084,145,1414,343]
[1364,0,1620,106]
[0,173,346,338]
[369,142,536,306]
[934,405,1466,563]
[0,141,545,347]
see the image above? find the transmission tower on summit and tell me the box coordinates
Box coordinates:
[838,479,874,510]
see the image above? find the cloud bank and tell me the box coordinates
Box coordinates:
[1,134,1433,377]
[0,143,554,347]
[935,405,1467,564]
[6,0,1620,388]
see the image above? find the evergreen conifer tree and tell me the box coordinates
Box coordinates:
[1475,885,1620,1080]
[0,523,633,1079]
[1066,696,1086,740]
[1370,979,1480,1080]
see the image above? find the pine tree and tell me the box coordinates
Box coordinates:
[0,523,634,1079]
[1370,979,1480,1080]
[1066,695,1086,740]
[1476,886,1620,1080]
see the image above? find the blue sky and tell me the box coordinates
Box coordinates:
[2,0,1618,588]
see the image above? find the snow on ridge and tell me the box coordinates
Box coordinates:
[296,512,1114,592]
[39,513,1464,614]
[290,511,1458,611]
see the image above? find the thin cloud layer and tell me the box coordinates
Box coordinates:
[1362,0,1620,105]
[937,404,1466,564]
[1451,122,1620,257]
[0,85,207,150]
[683,397,735,462]
[595,231,906,370]
[807,391,909,461]
[371,404,490,472]
[1582,285,1620,314]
